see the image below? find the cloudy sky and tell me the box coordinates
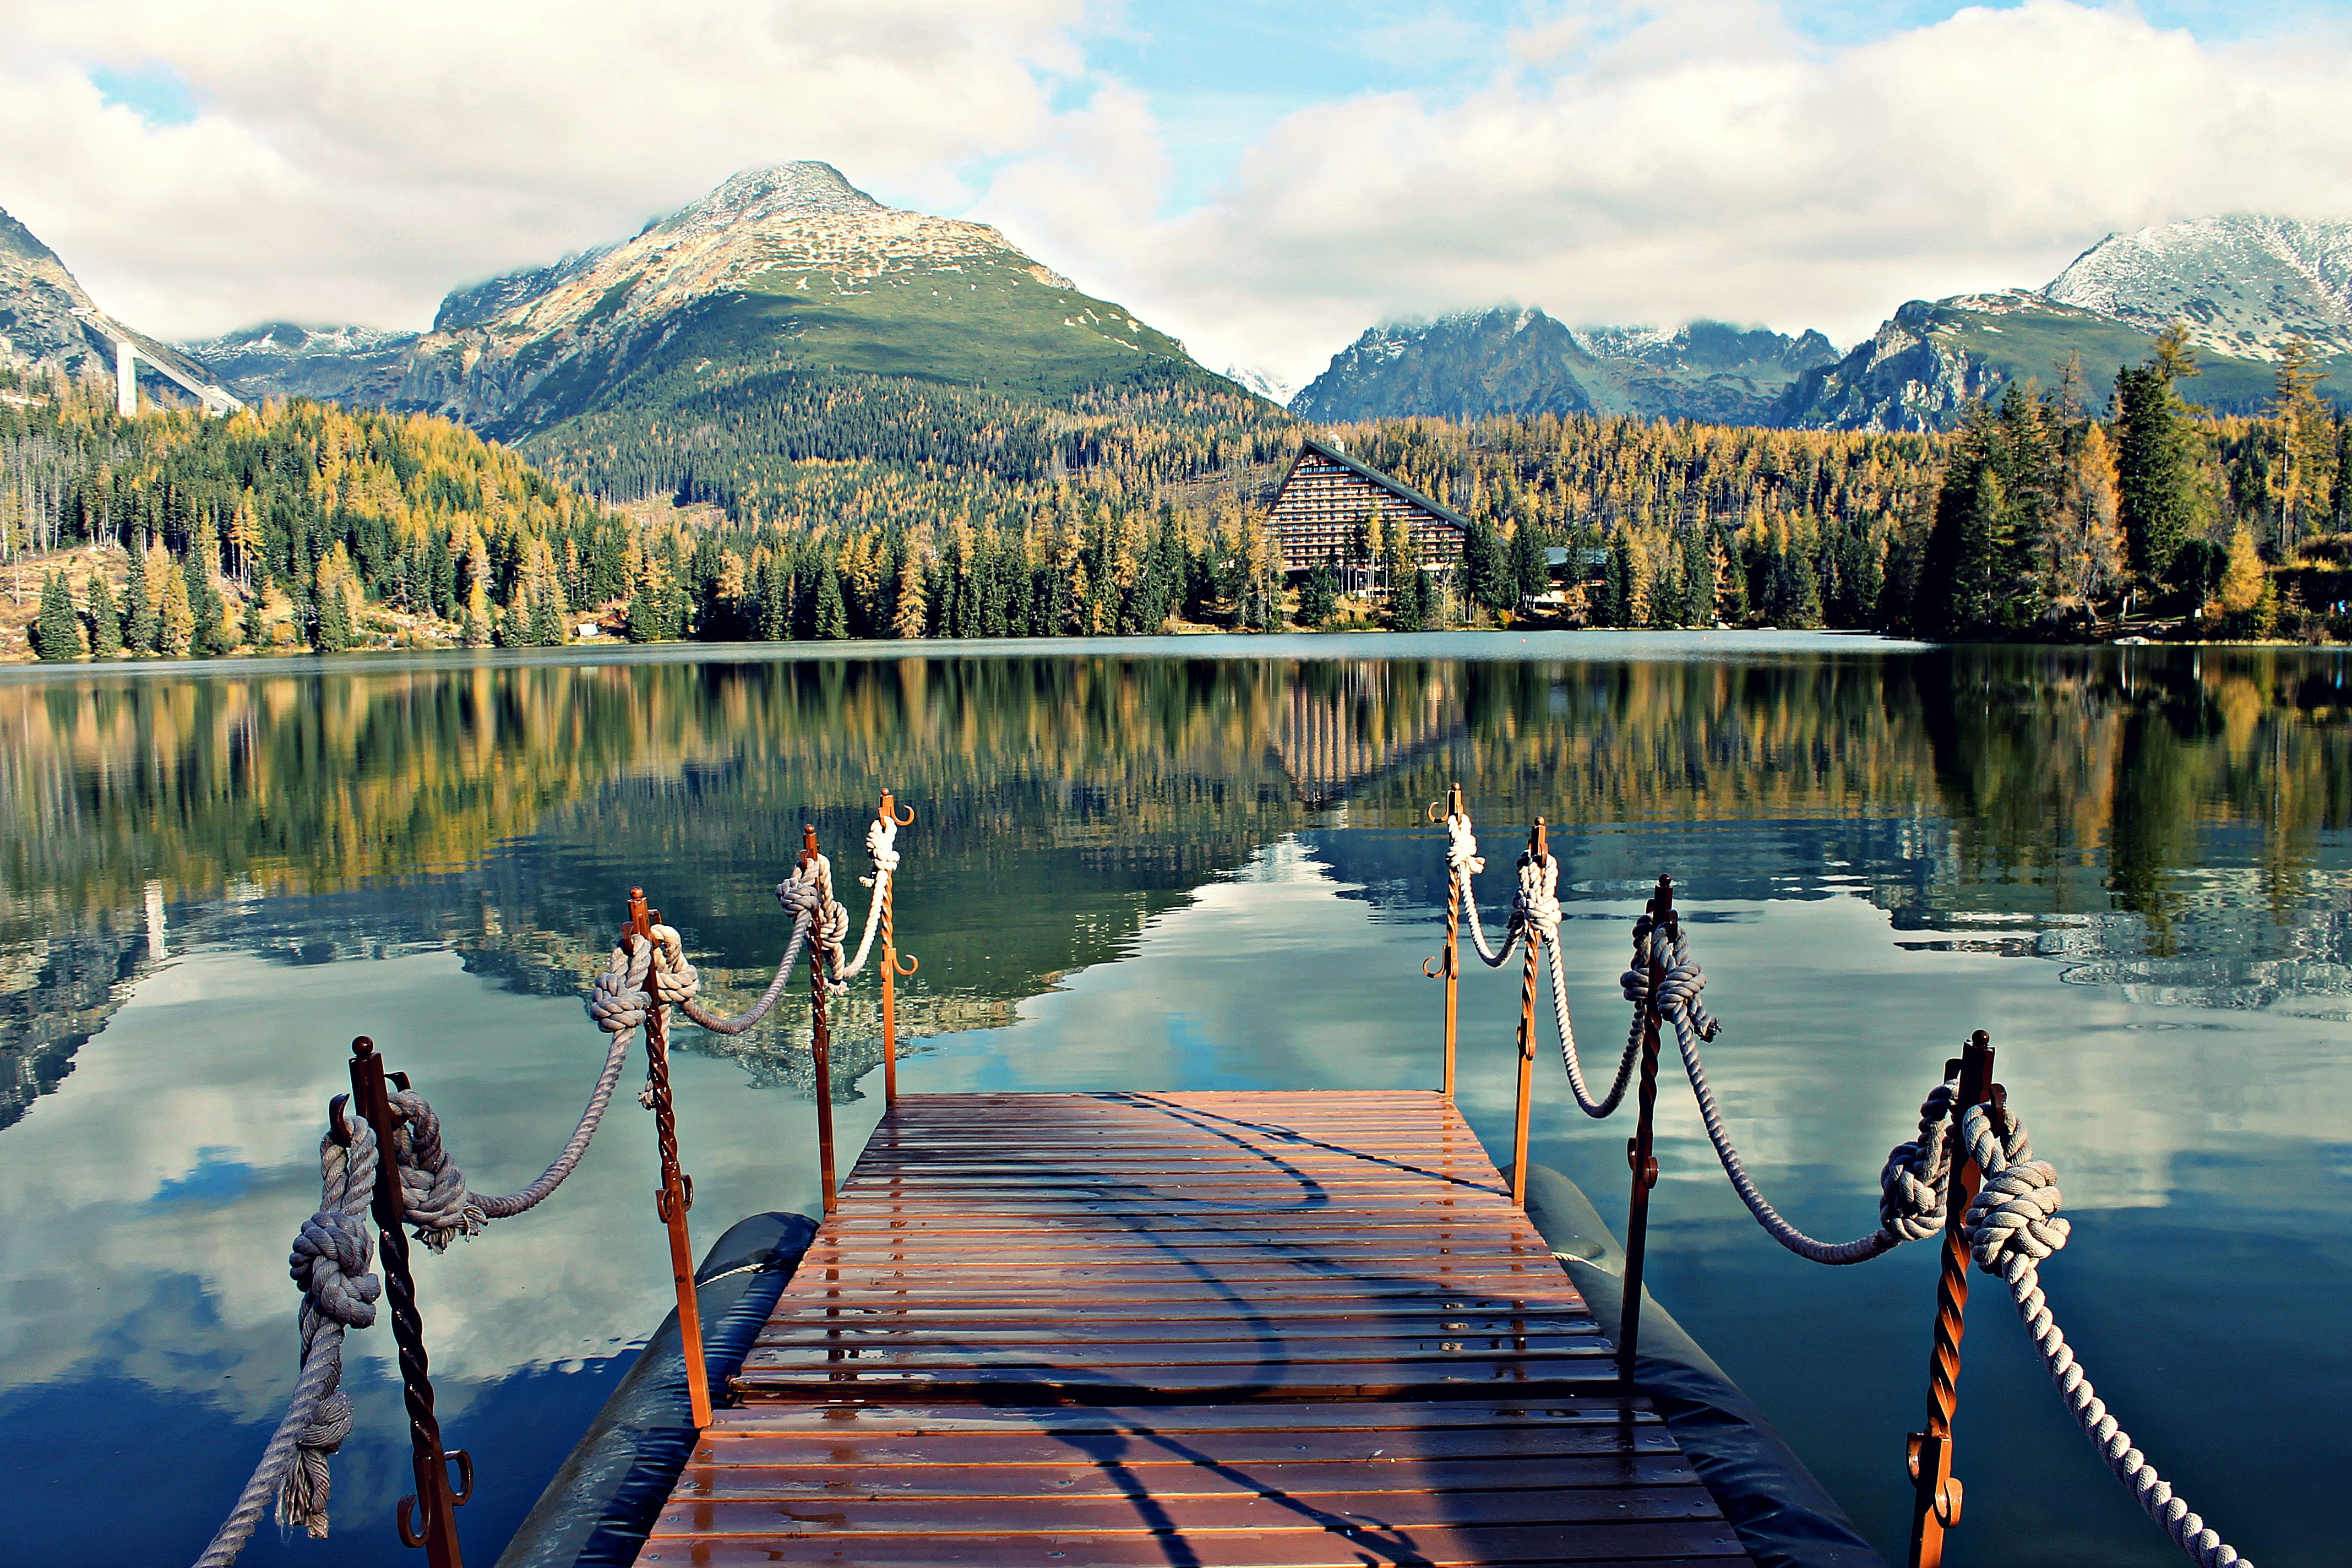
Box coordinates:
[6,0,2352,386]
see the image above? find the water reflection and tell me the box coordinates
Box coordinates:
[1,634,2347,1567]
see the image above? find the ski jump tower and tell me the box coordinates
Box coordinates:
[70,308,244,417]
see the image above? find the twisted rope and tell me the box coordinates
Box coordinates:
[676,825,893,1036]
[1623,912,1953,1264]
[193,1110,380,1566]
[1506,845,1637,1118]
[1963,1104,2252,1567]
[1445,812,1521,967]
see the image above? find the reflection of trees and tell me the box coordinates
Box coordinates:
[2,645,2345,1127]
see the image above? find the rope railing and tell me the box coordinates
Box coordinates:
[195,791,918,1568]
[1430,787,2253,1568]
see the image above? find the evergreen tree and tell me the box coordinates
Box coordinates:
[123,540,157,652]
[813,563,849,640]
[1297,559,1338,628]
[85,571,122,656]
[156,561,195,657]
[1509,525,1548,607]
[1387,564,1424,632]
[2115,330,2202,591]
[1601,533,1636,627]
[190,569,227,655]
[1919,445,2006,637]
[1464,516,1513,615]
[755,556,793,640]
[313,584,353,652]
[32,571,82,661]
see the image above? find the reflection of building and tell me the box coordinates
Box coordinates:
[1269,665,1464,808]
[1267,438,1469,575]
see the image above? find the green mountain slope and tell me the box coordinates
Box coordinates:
[380,162,1218,442]
[1776,290,2352,430]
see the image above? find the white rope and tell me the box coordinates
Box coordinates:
[1445,812,1520,967]
[1963,1104,2253,1568]
[1506,845,1637,1118]
[1624,912,1953,1264]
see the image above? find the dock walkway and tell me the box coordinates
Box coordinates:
[643,1091,1746,1565]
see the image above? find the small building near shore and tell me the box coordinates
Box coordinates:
[1266,438,1469,574]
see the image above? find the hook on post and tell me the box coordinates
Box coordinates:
[808,823,841,1212]
[1906,1028,1997,1568]
[344,1033,467,1567]
[1507,815,1548,1203]
[625,885,710,1430]
[1617,872,1673,1388]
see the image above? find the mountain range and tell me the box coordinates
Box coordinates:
[5,175,2350,447]
[1312,216,2352,432]
[1290,309,1836,424]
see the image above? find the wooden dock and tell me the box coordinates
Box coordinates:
[641,1091,1746,1565]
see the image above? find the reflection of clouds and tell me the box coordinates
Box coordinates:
[8,822,2345,1560]
[0,948,868,1422]
[911,858,2352,1236]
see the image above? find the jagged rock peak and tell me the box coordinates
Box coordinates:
[654,162,884,238]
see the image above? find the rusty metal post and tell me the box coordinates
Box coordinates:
[1907,1030,1997,1568]
[342,1037,470,1567]
[1441,783,1462,1098]
[628,888,712,1430]
[878,791,916,1108]
[1617,874,1672,1387]
[801,826,840,1215]
[1509,817,1548,1208]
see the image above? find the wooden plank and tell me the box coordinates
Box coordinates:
[699,1400,1663,1437]
[643,1093,1744,1568]
[650,1486,1723,1534]
[687,1439,1684,1476]
[638,1533,1744,1566]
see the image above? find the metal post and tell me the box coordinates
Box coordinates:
[1509,818,1548,1208]
[1617,874,1672,1386]
[802,826,839,1215]
[878,791,916,1107]
[341,1037,470,1566]
[1907,1030,1997,1568]
[628,889,711,1430]
[1441,783,1462,1098]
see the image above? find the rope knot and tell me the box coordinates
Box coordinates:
[1877,1081,1956,1242]
[1510,851,1561,943]
[587,933,652,1035]
[647,923,699,1005]
[288,1211,378,1328]
[388,1091,483,1250]
[859,816,901,886]
[1444,813,1485,878]
[1962,1102,2071,1272]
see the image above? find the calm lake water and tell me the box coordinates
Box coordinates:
[2,631,2347,1567]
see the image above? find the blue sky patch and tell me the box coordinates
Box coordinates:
[90,61,199,127]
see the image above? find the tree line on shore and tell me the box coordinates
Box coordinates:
[6,328,2345,662]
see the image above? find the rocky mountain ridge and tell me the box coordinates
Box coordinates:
[161,162,1209,438]
[1300,218,2352,432]
[1291,307,1837,425]
[2045,214,2352,360]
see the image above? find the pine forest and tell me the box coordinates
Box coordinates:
[3,328,2348,662]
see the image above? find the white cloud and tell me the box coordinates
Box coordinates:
[9,0,2352,388]
[984,1,2352,387]
[0,0,1087,336]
